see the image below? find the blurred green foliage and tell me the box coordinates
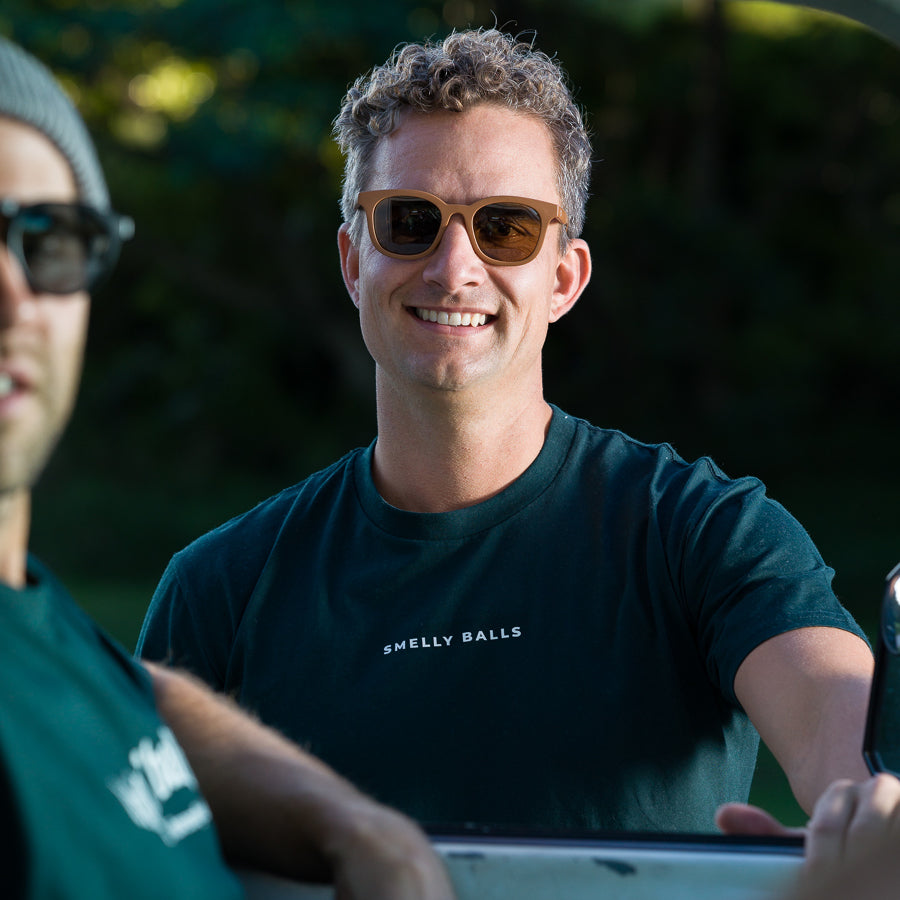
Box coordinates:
[4,0,898,833]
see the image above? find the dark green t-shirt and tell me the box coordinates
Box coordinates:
[0,557,243,900]
[138,407,864,833]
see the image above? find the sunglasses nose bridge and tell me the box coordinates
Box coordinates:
[430,208,484,264]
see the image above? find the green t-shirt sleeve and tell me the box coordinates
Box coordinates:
[138,558,229,687]
[137,485,302,686]
[661,459,866,706]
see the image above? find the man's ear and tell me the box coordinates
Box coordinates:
[338,223,361,309]
[549,237,592,323]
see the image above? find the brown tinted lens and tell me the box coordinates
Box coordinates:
[374,196,443,255]
[472,202,542,261]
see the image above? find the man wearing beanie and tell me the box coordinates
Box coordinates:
[0,34,454,900]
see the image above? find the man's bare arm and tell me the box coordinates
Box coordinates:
[717,625,873,837]
[146,662,455,900]
[732,626,873,815]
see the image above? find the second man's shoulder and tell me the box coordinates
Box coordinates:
[175,447,368,558]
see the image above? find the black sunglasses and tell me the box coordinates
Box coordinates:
[356,189,568,266]
[0,198,134,295]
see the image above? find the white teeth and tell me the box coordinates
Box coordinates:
[0,373,13,397]
[415,308,487,327]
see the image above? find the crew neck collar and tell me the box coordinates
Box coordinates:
[354,405,577,541]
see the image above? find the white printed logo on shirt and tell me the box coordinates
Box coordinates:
[383,625,522,655]
[107,726,212,846]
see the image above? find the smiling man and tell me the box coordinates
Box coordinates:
[341,102,588,510]
[139,28,874,837]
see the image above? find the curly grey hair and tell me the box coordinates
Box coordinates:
[333,28,592,249]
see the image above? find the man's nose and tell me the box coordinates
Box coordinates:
[421,216,486,292]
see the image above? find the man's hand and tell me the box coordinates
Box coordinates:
[324,801,455,900]
[714,802,803,838]
[801,774,900,876]
[775,774,900,900]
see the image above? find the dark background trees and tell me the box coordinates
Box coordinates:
[4,0,900,821]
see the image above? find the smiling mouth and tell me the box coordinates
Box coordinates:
[414,308,490,327]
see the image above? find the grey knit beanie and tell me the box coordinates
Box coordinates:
[0,34,109,208]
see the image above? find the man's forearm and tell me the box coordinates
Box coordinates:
[734,626,873,814]
[145,663,455,898]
